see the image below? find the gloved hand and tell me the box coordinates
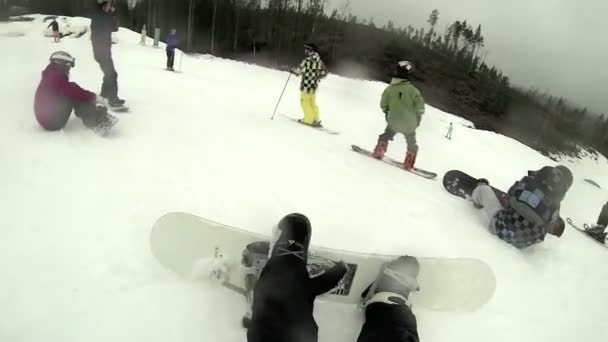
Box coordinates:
[331,260,349,278]
[94,95,108,108]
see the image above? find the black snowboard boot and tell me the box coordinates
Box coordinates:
[108,97,126,108]
[362,256,420,306]
[269,213,311,263]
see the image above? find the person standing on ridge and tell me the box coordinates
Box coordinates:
[292,43,327,127]
[48,18,60,43]
[372,60,425,171]
[165,28,178,71]
[91,0,125,108]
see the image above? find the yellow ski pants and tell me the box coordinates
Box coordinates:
[300,92,320,124]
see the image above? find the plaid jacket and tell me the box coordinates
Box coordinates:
[493,172,561,248]
[494,208,549,248]
[295,53,327,93]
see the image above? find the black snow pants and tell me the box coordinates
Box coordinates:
[166,49,175,69]
[93,44,119,100]
[247,254,346,342]
[356,302,420,342]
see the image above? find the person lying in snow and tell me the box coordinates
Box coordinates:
[470,165,573,248]
[34,51,117,135]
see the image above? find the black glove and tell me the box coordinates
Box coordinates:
[331,261,348,278]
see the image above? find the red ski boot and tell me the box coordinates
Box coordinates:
[373,141,389,159]
[404,151,417,170]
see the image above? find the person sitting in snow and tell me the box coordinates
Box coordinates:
[244,214,422,342]
[372,60,425,171]
[470,165,573,248]
[48,18,60,43]
[291,43,327,127]
[34,51,117,136]
[584,201,608,243]
[165,28,178,71]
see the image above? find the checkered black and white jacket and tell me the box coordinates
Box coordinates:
[295,52,327,93]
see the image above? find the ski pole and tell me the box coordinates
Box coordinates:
[179,50,183,73]
[270,72,292,120]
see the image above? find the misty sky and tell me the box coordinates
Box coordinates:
[327,0,607,113]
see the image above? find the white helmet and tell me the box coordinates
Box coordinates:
[49,51,75,68]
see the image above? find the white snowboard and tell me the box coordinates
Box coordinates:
[150,212,496,312]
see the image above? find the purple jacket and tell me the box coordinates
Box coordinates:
[166,33,178,51]
[34,63,95,127]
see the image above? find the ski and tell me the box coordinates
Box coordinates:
[280,114,339,135]
[351,144,437,179]
[565,218,607,249]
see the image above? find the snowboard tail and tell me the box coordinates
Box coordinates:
[351,145,437,179]
[150,212,496,312]
[442,170,509,207]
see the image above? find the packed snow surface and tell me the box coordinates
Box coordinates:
[1,15,606,342]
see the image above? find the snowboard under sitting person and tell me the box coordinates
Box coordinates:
[244,214,422,342]
[373,60,425,171]
[469,165,573,248]
[34,51,117,136]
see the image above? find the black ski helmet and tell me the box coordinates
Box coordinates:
[304,43,319,56]
[393,60,415,79]
[537,165,573,200]
[49,51,75,68]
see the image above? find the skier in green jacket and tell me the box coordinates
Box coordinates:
[373,61,425,170]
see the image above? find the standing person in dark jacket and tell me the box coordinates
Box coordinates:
[584,201,608,243]
[597,202,608,228]
[91,0,124,107]
[34,51,117,136]
[470,165,573,248]
[165,29,178,71]
[48,18,60,42]
[247,213,348,342]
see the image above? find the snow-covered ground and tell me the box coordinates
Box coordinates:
[1,15,607,342]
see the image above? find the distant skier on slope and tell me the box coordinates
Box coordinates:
[470,165,573,248]
[34,51,117,135]
[48,18,60,42]
[165,28,178,71]
[246,213,347,342]
[372,60,425,171]
[291,43,327,127]
[91,0,125,108]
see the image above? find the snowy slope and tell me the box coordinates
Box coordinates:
[1,15,607,342]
